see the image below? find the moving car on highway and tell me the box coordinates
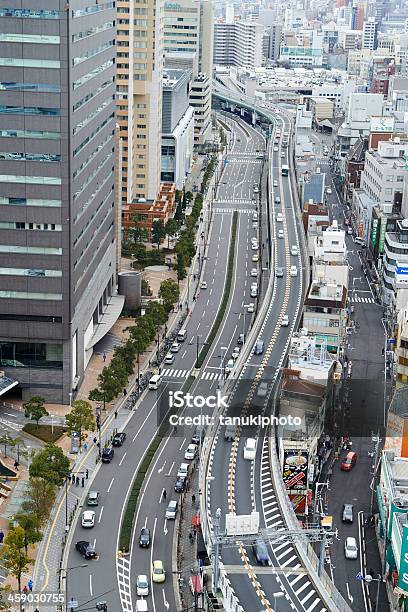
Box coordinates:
[76,541,97,559]
[152,560,166,583]
[81,511,95,528]
[243,438,257,460]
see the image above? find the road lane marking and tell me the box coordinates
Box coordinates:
[119,452,127,466]
[98,506,104,524]
[89,574,93,597]
[107,478,114,493]
[166,461,174,477]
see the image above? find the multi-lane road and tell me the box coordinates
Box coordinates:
[66,114,267,611]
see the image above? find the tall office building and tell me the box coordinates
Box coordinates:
[362,17,377,50]
[163,0,213,146]
[0,1,118,403]
[116,0,163,204]
[213,21,264,68]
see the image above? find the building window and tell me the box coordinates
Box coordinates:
[0,245,62,255]
[73,60,114,90]
[0,222,61,231]
[0,267,62,277]
[0,8,59,18]
[73,41,114,66]
[0,152,60,163]
[0,33,59,43]
[0,58,60,68]
[0,128,60,140]
[0,175,61,185]
[72,21,114,42]
[0,197,61,207]
[0,342,63,368]
[0,106,59,116]
[0,82,60,93]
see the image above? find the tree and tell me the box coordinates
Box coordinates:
[165,218,179,248]
[13,512,42,555]
[65,400,95,448]
[11,437,27,464]
[144,301,167,326]
[29,444,70,486]
[159,279,180,313]
[89,365,123,408]
[22,478,56,525]
[1,525,31,592]
[151,219,166,249]
[177,251,187,282]
[23,396,48,427]
[0,433,13,459]
[0,585,12,611]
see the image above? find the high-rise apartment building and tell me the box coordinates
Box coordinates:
[0,1,118,403]
[163,0,213,146]
[116,0,163,204]
[213,21,263,68]
[362,17,377,50]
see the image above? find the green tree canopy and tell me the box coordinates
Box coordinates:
[29,444,70,486]
[23,396,49,427]
[13,512,42,555]
[159,279,180,313]
[152,219,166,249]
[22,478,56,525]
[1,525,31,592]
[65,400,95,447]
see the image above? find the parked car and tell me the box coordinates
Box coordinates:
[136,574,149,597]
[184,444,197,461]
[252,540,272,566]
[86,491,100,506]
[200,281,208,289]
[191,425,205,444]
[177,463,189,478]
[170,342,180,353]
[237,333,245,345]
[81,511,95,528]
[225,358,234,374]
[152,560,166,583]
[112,432,126,447]
[101,446,114,463]
[243,438,257,460]
[76,541,97,559]
[342,504,353,523]
[344,537,358,559]
[165,500,178,520]
[232,346,240,360]
[174,476,186,493]
[139,527,150,548]
[164,352,174,364]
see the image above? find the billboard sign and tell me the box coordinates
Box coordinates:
[371,218,378,247]
[379,217,387,254]
[282,450,309,490]
[398,523,408,595]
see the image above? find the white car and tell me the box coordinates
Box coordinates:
[184,443,197,460]
[274,146,279,152]
[243,438,257,460]
[290,245,299,256]
[290,265,298,277]
[344,537,358,560]
[326,187,332,194]
[170,342,180,353]
[200,281,208,289]
[276,213,283,222]
[165,500,178,520]
[251,268,258,277]
[281,315,289,327]
[177,463,189,478]
[225,358,234,374]
[81,510,95,528]
[164,352,174,364]
[281,152,285,158]
[257,382,268,397]
[251,242,258,251]
[273,180,278,187]
[136,574,149,597]
[278,229,284,239]
[232,346,240,360]
[247,303,255,313]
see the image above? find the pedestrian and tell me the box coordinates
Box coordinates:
[23,585,28,594]
[81,477,85,487]
[28,579,33,592]
[189,532,193,543]
[114,410,118,419]
[103,351,106,362]
[0,530,4,544]
[13,459,19,470]
[86,469,89,479]
[93,436,97,445]
[75,476,79,487]
[83,442,88,451]
[163,489,167,501]
[192,494,196,506]
[123,388,127,396]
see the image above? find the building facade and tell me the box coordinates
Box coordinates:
[0,0,118,402]
[213,21,263,68]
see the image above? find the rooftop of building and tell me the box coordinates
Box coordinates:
[163,68,191,89]
[305,282,347,308]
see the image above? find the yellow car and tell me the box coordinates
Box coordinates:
[252,254,259,262]
[152,560,166,583]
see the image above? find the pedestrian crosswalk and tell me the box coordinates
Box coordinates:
[214,199,255,204]
[214,208,254,214]
[225,158,263,163]
[349,294,376,304]
[161,368,222,381]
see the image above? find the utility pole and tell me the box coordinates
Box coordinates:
[212,508,222,592]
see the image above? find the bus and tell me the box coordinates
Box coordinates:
[281,164,289,176]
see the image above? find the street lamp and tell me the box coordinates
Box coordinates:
[364,573,382,612]
[60,564,88,612]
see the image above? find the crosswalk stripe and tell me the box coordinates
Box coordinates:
[280,555,298,568]
[300,590,315,605]
[294,581,310,596]
[289,574,304,587]
[276,548,293,561]
[305,598,322,612]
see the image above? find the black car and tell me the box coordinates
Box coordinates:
[174,476,186,493]
[112,432,126,447]
[101,446,114,463]
[252,540,272,566]
[139,527,150,548]
[76,540,97,559]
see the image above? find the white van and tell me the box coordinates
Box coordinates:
[136,601,148,612]
[148,374,162,390]
[177,329,187,342]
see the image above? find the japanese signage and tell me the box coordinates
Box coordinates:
[379,217,387,254]
[371,218,378,247]
[282,450,309,490]
[398,523,408,595]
